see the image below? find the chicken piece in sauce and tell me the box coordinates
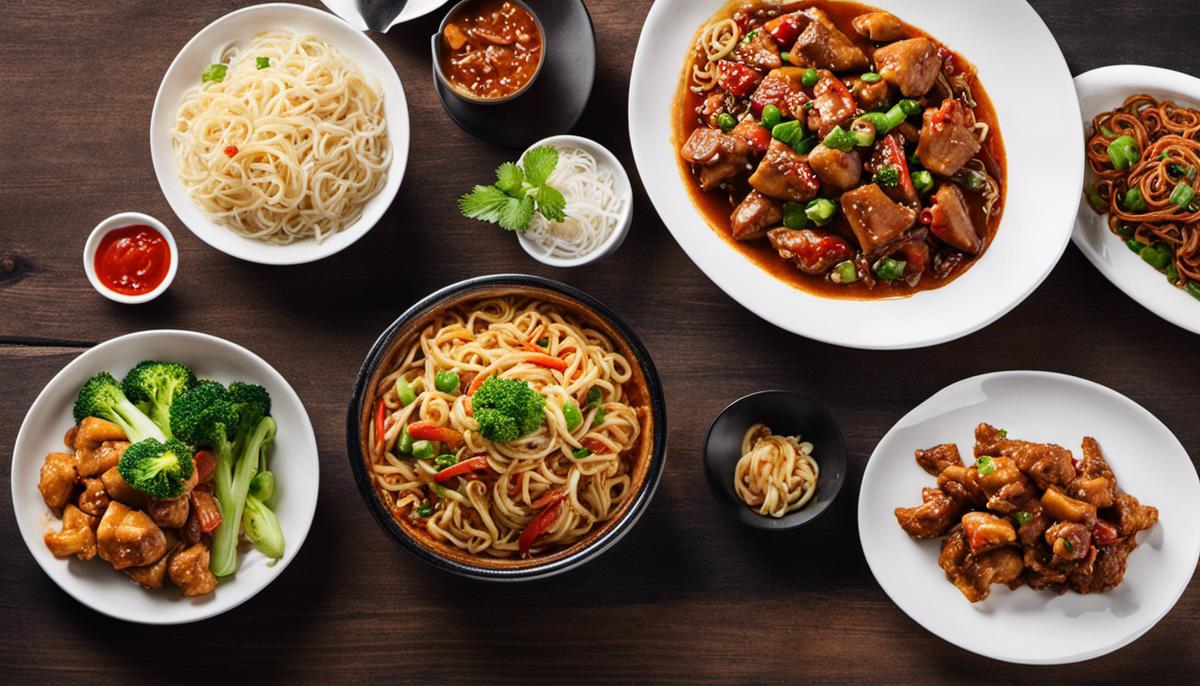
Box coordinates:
[44,504,98,560]
[1067,436,1116,508]
[928,184,981,254]
[807,143,862,194]
[851,11,906,42]
[937,465,987,508]
[750,67,810,119]
[38,452,77,511]
[938,529,1023,603]
[975,423,1076,490]
[961,511,1017,555]
[73,417,128,476]
[681,127,753,191]
[840,183,917,255]
[96,501,168,570]
[1045,521,1090,561]
[76,477,111,518]
[873,38,940,98]
[792,9,868,72]
[916,99,982,177]
[914,442,962,476]
[895,488,961,539]
[767,228,853,275]
[730,191,783,241]
[976,456,1033,514]
[1111,492,1158,537]
[749,139,820,202]
[805,70,858,138]
[169,543,218,597]
[125,531,180,590]
[733,27,782,71]
[101,465,150,508]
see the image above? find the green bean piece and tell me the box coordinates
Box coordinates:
[857,112,890,135]
[1107,135,1140,170]
[912,170,934,195]
[822,125,858,152]
[1125,238,1147,254]
[434,369,460,394]
[772,120,803,146]
[897,99,921,116]
[1140,245,1171,271]
[873,257,907,281]
[850,118,876,147]
[562,400,583,431]
[1084,184,1106,212]
[782,201,809,230]
[395,376,417,406]
[761,104,783,131]
[416,503,433,517]
[805,198,837,226]
[831,260,858,284]
[586,386,603,407]
[1122,187,1147,212]
[861,72,882,83]
[411,440,435,459]
[1186,282,1200,300]
[1167,263,1179,283]
[397,428,413,455]
[592,408,606,427]
[435,453,458,469]
[792,135,818,154]
[883,103,907,132]
[572,448,592,459]
[1170,182,1196,208]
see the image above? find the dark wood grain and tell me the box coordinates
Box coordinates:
[1,1,1197,683]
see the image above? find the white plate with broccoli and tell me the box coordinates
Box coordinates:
[11,329,319,624]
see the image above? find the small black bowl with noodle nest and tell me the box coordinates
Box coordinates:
[346,274,667,581]
[703,390,847,531]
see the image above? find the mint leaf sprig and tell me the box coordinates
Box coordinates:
[459,146,567,231]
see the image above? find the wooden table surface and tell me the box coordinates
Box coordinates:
[1,0,1197,682]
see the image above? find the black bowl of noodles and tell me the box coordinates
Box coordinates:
[347,274,667,581]
[703,390,847,531]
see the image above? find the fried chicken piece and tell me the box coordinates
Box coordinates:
[44,504,98,560]
[169,544,218,597]
[895,488,962,539]
[76,477,111,517]
[975,423,1076,490]
[38,452,77,511]
[96,501,167,570]
[939,529,1024,602]
[915,443,962,476]
[74,417,128,476]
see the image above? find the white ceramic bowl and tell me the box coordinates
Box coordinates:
[319,0,453,31]
[628,0,1083,349]
[1073,65,1200,335]
[859,371,1199,664]
[516,135,634,267]
[83,212,178,304]
[150,3,410,265]
[11,330,320,624]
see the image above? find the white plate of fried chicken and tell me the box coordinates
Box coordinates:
[858,371,1199,664]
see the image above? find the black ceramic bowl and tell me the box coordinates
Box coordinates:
[346,274,667,581]
[703,390,847,531]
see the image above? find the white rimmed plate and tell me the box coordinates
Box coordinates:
[858,371,1199,664]
[319,0,453,31]
[628,0,1083,349]
[1073,65,1200,335]
[11,330,320,624]
[150,3,410,265]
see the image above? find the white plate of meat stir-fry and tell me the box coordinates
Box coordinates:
[11,330,319,624]
[858,371,1199,664]
[629,0,1083,349]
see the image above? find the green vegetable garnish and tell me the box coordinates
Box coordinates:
[1061,538,1075,554]
[201,63,228,83]
[801,68,819,87]
[435,370,460,394]
[117,438,195,499]
[860,72,882,83]
[256,57,270,70]
[782,201,809,230]
[1015,511,1032,525]
[562,400,583,432]
[717,112,737,131]
[1122,187,1147,212]
[805,198,837,226]
[395,376,417,406]
[435,454,458,469]
[459,146,566,231]
[831,260,858,284]
[472,377,545,443]
[572,448,592,459]
[912,170,934,195]
[416,503,433,517]
[874,165,900,188]
[411,440,435,459]
[976,455,995,475]
[873,257,906,281]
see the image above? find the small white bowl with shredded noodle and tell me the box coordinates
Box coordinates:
[516,135,632,267]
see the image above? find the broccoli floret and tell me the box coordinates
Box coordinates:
[117,438,195,499]
[121,361,196,438]
[73,371,166,443]
[170,380,237,455]
[472,377,545,443]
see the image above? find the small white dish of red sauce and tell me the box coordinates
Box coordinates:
[84,212,178,304]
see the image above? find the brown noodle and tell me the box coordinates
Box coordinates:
[1086,94,1200,285]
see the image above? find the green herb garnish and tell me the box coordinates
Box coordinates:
[256,57,270,70]
[976,455,995,475]
[1015,511,1032,525]
[874,165,900,188]
[459,146,566,231]
[416,503,433,517]
[201,63,228,83]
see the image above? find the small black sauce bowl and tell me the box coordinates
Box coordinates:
[346,274,667,581]
[703,390,847,531]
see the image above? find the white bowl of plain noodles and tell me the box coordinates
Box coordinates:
[516,135,633,268]
[150,3,409,265]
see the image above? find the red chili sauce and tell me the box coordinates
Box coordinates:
[94,225,170,296]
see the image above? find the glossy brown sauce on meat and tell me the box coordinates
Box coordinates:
[441,0,543,100]
[674,0,1006,299]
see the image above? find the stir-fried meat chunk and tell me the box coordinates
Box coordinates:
[808,143,862,194]
[1068,537,1137,594]
[1016,500,1049,546]
[806,70,858,138]
[895,488,961,539]
[938,530,1023,602]
[915,443,962,476]
[74,417,127,476]
[916,99,981,177]
[125,531,179,590]
[792,10,868,72]
[146,470,197,529]
[1111,493,1158,536]
[681,127,753,191]
[937,465,987,507]
[1045,521,1090,561]
[101,465,150,508]
[851,11,906,42]
[928,184,980,253]
[767,228,854,275]
[1067,436,1116,508]
[76,477,111,518]
[750,67,810,119]
[96,501,168,570]
[873,38,940,97]
[38,452,77,511]
[733,27,782,71]
[749,139,820,202]
[44,504,98,560]
[975,423,1076,490]
[730,190,782,241]
[1041,486,1097,527]
[850,76,890,112]
[169,544,218,597]
[840,183,917,255]
[961,512,1017,554]
[976,456,1033,514]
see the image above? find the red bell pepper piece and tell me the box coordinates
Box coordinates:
[374,399,387,452]
[407,420,464,448]
[764,12,804,47]
[731,119,771,155]
[1092,520,1122,546]
[717,61,763,98]
[193,450,216,483]
[878,133,916,202]
[190,489,222,534]
[518,491,567,557]
[434,456,489,483]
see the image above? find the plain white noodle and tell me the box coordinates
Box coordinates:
[523,146,626,260]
